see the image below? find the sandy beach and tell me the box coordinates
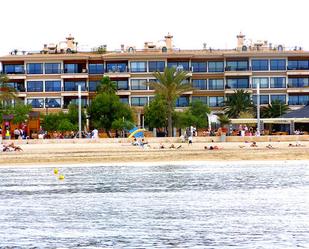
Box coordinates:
[1,139,308,166]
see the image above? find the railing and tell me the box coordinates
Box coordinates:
[225,66,251,72]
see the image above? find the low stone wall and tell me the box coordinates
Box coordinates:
[6,135,309,145]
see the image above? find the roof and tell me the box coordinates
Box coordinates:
[281,105,309,118]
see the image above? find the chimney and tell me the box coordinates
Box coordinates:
[66,34,75,50]
[121,44,125,52]
[165,33,173,50]
[236,32,245,50]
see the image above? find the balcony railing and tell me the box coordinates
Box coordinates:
[225,66,251,72]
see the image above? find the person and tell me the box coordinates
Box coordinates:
[169,144,175,149]
[250,141,258,147]
[188,136,193,146]
[266,144,274,149]
[159,143,165,149]
[91,128,98,139]
[204,145,220,150]
[132,138,139,146]
[5,129,10,140]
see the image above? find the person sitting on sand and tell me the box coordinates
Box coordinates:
[250,141,258,147]
[266,144,274,149]
[204,145,220,150]
[2,142,23,152]
[159,143,165,149]
[176,145,182,149]
[132,138,139,146]
[169,144,175,149]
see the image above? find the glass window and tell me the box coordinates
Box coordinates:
[115,80,129,90]
[192,79,207,90]
[289,95,309,105]
[5,82,25,92]
[27,81,43,92]
[131,79,147,90]
[148,61,165,72]
[271,95,286,103]
[64,98,87,108]
[270,77,286,88]
[191,62,207,72]
[209,96,224,107]
[176,96,189,107]
[45,63,61,74]
[3,64,24,74]
[167,61,189,71]
[192,96,207,104]
[106,62,127,72]
[27,98,44,108]
[287,60,309,70]
[119,97,129,104]
[27,63,43,74]
[226,78,249,88]
[208,79,224,90]
[288,77,309,88]
[64,81,86,91]
[131,97,148,106]
[45,98,61,108]
[251,59,269,71]
[45,80,61,92]
[208,61,224,72]
[252,77,269,88]
[64,64,86,73]
[89,81,100,92]
[270,59,286,70]
[88,64,104,74]
[130,61,147,72]
[252,95,269,105]
[226,61,249,71]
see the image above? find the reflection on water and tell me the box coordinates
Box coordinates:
[0,162,308,248]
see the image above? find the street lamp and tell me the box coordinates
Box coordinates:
[45,99,49,115]
[256,81,261,136]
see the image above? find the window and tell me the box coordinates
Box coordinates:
[3,64,24,74]
[45,98,61,108]
[148,61,165,72]
[63,98,87,108]
[131,97,148,106]
[27,81,43,92]
[288,77,309,88]
[287,60,309,70]
[192,79,207,90]
[209,96,224,107]
[131,79,147,90]
[167,61,189,71]
[208,79,224,90]
[208,61,224,72]
[252,77,269,88]
[106,62,127,72]
[64,64,86,73]
[119,97,129,104]
[176,96,189,107]
[270,59,286,70]
[27,63,43,74]
[252,95,269,105]
[226,61,249,71]
[89,81,100,92]
[64,81,86,91]
[88,64,104,74]
[271,95,286,104]
[45,81,61,92]
[130,61,147,72]
[115,80,129,90]
[226,78,249,88]
[251,59,269,71]
[45,63,61,74]
[5,82,25,92]
[27,98,44,108]
[288,95,309,105]
[191,62,207,72]
[270,77,286,88]
[192,96,207,104]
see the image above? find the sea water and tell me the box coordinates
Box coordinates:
[0,161,308,248]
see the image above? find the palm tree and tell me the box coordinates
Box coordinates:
[148,67,193,136]
[261,99,289,118]
[224,89,254,118]
[0,73,16,105]
[97,76,117,94]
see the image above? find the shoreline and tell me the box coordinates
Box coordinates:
[1,140,308,166]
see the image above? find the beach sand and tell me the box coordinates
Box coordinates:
[0,140,308,166]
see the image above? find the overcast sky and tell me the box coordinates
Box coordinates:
[0,0,308,55]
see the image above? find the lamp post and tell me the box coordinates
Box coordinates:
[45,99,49,115]
[78,84,82,139]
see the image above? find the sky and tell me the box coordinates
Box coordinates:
[0,0,308,55]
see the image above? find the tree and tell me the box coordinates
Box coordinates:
[66,103,86,128]
[261,100,289,118]
[148,67,193,136]
[0,102,32,124]
[58,119,76,132]
[97,76,117,94]
[224,89,254,118]
[88,92,134,137]
[0,73,16,105]
[144,96,168,129]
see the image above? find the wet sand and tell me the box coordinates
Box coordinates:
[0,140,308,166]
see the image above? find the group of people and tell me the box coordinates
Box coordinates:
[2,142,23,152]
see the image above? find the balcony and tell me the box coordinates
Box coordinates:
[105,66,130,77]
[224,66,252,76]
[61,68,88,79]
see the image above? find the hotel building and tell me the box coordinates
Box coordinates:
[1,33,309,127]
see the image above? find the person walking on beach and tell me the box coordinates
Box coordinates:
[188,135,193,146]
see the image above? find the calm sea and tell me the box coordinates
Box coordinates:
[0,161,308,248]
